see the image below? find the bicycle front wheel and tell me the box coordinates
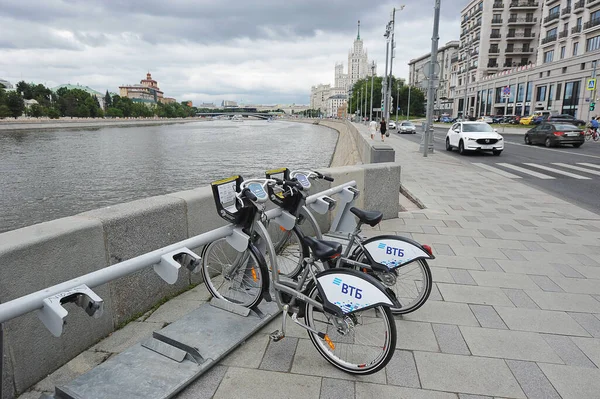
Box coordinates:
[586,132,592,141]
[303,284,396,375]
[267,226,307,279]
[355,252,432,315]
[201,238,267,308]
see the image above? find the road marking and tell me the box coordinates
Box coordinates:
[523,163,591,179]
[577,162,600,170]
[497,163,556,179]
[504,140,600,160]
[552,163,600,176]
[472,163,522,179]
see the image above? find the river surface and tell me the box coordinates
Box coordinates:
[0,120,337,233]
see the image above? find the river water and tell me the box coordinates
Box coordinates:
[0,120,337,233]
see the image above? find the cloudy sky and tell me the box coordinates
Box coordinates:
[0,0,462,105]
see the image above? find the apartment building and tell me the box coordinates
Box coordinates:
[458,0,600,120]
[453,0,544,116]
[408,41,460,115]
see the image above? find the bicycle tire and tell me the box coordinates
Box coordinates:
[271,227,308,279]
[586,131,592,141]
[594,133,599,142]
[353,250,432,315]
[303,283,396,375]
[201,239,268,308]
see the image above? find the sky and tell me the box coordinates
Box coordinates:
[0,0,462,105]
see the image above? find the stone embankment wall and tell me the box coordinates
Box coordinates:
[0,160,401,399]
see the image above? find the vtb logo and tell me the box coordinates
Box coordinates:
[378,243,405,257]
[332,277,362,299]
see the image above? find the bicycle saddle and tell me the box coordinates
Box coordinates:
[303,236,342,261]
[350,207,383,227]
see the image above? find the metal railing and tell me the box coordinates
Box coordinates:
[543,13,560,23]
[575,0,585,10]
[0,181,359,336]
[541,34,557,44]
[572,25,583,33]
[510,1,539,6]
[493,2,504,8]
[584,18,600,30]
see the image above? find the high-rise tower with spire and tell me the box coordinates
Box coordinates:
[334,21,375,91]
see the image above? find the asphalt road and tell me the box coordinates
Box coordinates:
[389,126,600,217]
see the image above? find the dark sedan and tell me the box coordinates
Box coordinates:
[524,123,585,148]
[544,114,586,126]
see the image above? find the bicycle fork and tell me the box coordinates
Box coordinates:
[269,305,337,350]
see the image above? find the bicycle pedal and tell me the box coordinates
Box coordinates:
[270,330,285,342]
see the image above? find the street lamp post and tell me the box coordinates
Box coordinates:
[462,40,476,119]
[370,61,375,122]
[396,80,400,122]
[363,80,367,123]
[384,6,405,123]
[383,23,391,123]
[407,84,411,120]
[421,0,441,157]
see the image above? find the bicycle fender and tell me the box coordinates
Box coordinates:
[315,268,400,316]
[249,244,272,302]
[360,235,435,270]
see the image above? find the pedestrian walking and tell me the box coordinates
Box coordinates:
[369,119,377,140]
[380,118,387,142]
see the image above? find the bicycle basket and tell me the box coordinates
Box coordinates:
[211,175,250,224]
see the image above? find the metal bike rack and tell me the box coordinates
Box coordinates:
[306,181,360,234]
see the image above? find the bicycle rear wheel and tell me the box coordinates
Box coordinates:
[303,284,396,375]
[266,225,306,279]
[355,251,432,315]
[201,238,267,308]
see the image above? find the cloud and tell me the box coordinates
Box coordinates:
[0,0,462,104]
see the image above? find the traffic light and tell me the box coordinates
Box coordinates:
[591,102,596,112]
[381,99,385,112]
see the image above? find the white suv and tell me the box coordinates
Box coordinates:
[445,122,504,156]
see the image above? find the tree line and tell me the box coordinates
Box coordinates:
[0,81,201,119]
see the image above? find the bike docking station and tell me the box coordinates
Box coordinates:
[0,179,360,399]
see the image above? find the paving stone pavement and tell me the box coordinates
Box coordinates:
[17,124,600,398]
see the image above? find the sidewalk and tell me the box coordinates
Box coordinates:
[20,125,600,398]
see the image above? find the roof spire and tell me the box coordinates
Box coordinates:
[357,20,361,40]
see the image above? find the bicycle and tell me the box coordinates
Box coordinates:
[585,127,599,141]
[275,168,435,315]
[202,175,399,374]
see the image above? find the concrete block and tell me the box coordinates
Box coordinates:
[469,271,538,290]
[437,283,514,307]
[167,186,228,237]
[370,145,395,163]
[552,264,586,278]
[432,324,470,355]
[213,367,321,399]
[474,258,503,272]
[494,307,590,336]
[572,337,600,368]
[538,363,600,399]
[394,321,439,352]
[505,360,561,399]
[525,290,600,313]
[259,338,298,372]
[469,304,508,329]
[460,326,562,363]
[0,216,112,397]
[401,301,479,326]
[386,350,420,388]
[433,243,455,256]
[552,277,600,295]
[502,289,540,309]
[449,269,477,285]
[458,236,479,247]
[363,162,401,220]
[568,312,600,338]
[32,351,110,393]
[355,382,458,399]
[174,365,228,399]
[320,378,355,399]
[219,332,269,369]
[414,352,525,398]
[81,195,191,327]
[542,334,596,367]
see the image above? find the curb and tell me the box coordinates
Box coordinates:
[400,184,426,210]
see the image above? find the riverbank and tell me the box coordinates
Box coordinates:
[0,117,204,132]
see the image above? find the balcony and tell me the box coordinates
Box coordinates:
[541,34,557,44]
[543,12,560,24]
[506,32,536,39]
[508,17,538,24]
[571,25,583,34]
[574,0,585,11]
[470,21,482,31]
[451,56,459,64]
[504,62,530,68]
[509,1,539,8]
[561,6,571,18]
[558,29,569,39]
[489,47,501,53]
[490,32,502,39]
[469,65,478,71]
[491,18,503,24]
[506,47,534,53]
[588,0,600,5]
[493,2,504,8]
[584,18,600,31]
[488,62,499,68]
[546,0,559,4]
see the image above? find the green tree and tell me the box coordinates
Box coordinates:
[106,107,124,118]
[104,90,112,109]
[29,104,44,117]
[0,105,10,118]
[47,107,60,119]
[6,91,24,118]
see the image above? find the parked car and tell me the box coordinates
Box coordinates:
[492,116,504,124]
[519,115,536,125]
[398,121,417,134]
[477,116,494,123]
[532,116,544,125]
[524,123,585,148]
[388,121,397,130]
[445,122,504,156]
[544,114,586,126]
[508,116,521,124]
[440,116,452,123]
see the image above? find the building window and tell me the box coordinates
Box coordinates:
[547,27,558,38]
[544,50,554,63]
[591,10,600,22]
[582,63,586,70]
[562,81,580,116]
[517,83,525,102]
[526,82,533,102]
[548,85,554,107]
[536,86,547,102]
[573,42,579,56]
[549,5,560,16]
[560,47,566,59]
[562,67,567,73]
[587,35,600,52]
[547,71,551,76]
[556,83,562,100]
[577,17,582,28]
